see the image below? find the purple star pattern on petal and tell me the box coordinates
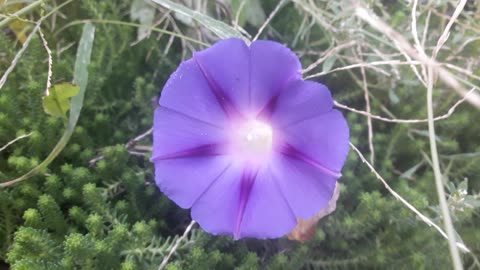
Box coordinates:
[152,38,349,239]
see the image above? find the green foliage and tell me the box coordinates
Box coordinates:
[230,0,266,27]
[42,83,80,119]
[151,0,247,41]
[0,192,15,260]
[1,0,480,269]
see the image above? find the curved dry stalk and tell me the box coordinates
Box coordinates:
[334,87,476,123]
[349,142,470,253]
[0,0,75,92]
[158,220,196,270]
[0,132,32,152]
[426,65,463,270]
[233,0,247,27]
[410,0,428,82]
[432,0,468,59]
[0,23,41,91]
[354,6,480,109]
[304,60,422,79]
[252,0,286,41]
[38,28,53,95]
[302,41,356,74]
[427,1,468,269]
[359,51,374,164]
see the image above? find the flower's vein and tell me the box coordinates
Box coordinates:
[279,144,342,178]
[193,53,241,119]
[151,143,225,161]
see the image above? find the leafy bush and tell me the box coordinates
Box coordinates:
[1,0,479,269]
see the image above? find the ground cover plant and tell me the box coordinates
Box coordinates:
[1,0,480,269]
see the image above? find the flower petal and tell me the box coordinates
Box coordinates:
[236,166,298,239]
[153,38,349,240]
[262,80,333,126]
[193,38,250,115]
[191,163,297,239]
[154,156,232,209]
[152,106,233,209]
[151,107,227,160]
[250,40,301,113]
[269,154,338,219]
[279,110,349,173]
[159,57,229,125]
[191,164,244,236]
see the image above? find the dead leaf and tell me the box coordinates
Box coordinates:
[288,182,340,242]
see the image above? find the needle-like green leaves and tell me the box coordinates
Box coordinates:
[0,23,95,188]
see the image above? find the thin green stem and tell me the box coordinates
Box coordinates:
[426,65,463,270]
[0,0,43,29]
[55,19,209,47]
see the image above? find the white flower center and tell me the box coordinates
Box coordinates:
[237,120,273,155]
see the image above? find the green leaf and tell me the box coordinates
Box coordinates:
[464,196,480,208]
[70,23,95,127]
[150,0,248,42]
[244,0,266,27]
[400,161,424,179]
[42,83,79,118]
[458,179,468,192]
[231,0,266,27]
[388,88,400,104]
[0,23,95,188]
[130,0,156,41]
[230,0,248,27]
[322,55,337,73]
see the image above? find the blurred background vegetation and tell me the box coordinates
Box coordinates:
[1,0,480,269]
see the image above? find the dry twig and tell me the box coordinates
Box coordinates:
[305,60,422,79]
[355,6,480,109]
[0,132,32,153]
[334,87,476,123]
[356,47,375,165]
[158,220,196,270]
[252,0,286,41]
[426,1,468,269]
[38,27,53,95]
[0,23,41,91]
[349,142,470,253]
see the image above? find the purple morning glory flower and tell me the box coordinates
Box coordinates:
[151,38,349,239]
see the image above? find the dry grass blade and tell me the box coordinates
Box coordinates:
[354,6,480,109]
[0,132,32,153]
[410,0,427,82]
[433,0,468,59]
[302,41,356,74]
[427,1,468,268]
[304,60,421,79]
[56,19,209,47]
[334,87,476,123]
[0,23,41,91]
[426,65,463,270]
[356,47,375,165]
[252,0,287,41]
[150,0,247,42]
[158,220,196,270]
